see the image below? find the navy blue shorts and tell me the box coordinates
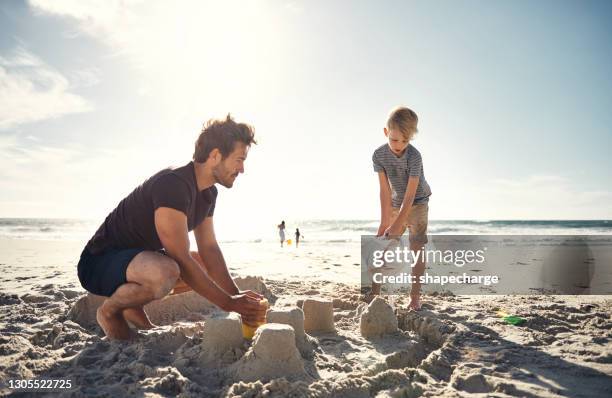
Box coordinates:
[77,247,146,297]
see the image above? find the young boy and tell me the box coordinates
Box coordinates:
[372,107,432,310]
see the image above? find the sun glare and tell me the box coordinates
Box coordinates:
[125,1,284,115]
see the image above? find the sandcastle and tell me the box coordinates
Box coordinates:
[232,323,306,382]
[266,307,311,356]
[68,291,220,329]
[302,298,335,333]
[68,275,275,331]
[359,296,398,338]
[234,276,277,302]
[196,312,244,366]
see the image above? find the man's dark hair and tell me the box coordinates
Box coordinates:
[193,114,256,162]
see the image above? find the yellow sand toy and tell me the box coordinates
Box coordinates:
[287,239,292,245]
[242,298,269,339]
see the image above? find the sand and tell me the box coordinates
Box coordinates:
[0,238,611,397]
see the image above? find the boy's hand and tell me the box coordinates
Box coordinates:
[376,223,389,237]
[384,222,404,239]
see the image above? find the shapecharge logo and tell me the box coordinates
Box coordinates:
[362,234,612,294]
[368,245,498,287]
[371,247,487,268]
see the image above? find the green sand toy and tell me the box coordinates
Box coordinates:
[496,310,526,326]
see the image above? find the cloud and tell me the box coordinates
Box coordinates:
[28,0,288,115]
[69,67,101,88]
[0,133,170,218]
[0,47,93,130]
[28,0,143,52]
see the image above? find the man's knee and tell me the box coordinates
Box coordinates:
[150,258,180,299]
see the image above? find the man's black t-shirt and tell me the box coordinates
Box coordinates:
[86,161,217,255]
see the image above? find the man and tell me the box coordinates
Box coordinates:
[77,114,265,340]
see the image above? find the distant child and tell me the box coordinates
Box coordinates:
[295,228,302,247]
[372,107,432,309]
[278,221,286,247]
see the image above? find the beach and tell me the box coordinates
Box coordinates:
[3,0,612,395]
[0,236,611,397]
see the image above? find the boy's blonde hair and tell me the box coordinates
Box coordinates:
[387,107,418,140]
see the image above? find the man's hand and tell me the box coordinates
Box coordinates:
[228,293,266,326]
[240,290,264,300]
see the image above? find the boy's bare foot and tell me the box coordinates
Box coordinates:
[408,295,422,310]
[96,304,133,340]
[362,293,376,304]
[122,306,156,329]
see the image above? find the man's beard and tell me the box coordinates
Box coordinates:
[212,163,236,188]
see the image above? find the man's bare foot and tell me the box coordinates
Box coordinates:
[96,304,133,340]
[408,295,422,310]
[122,307,156,330]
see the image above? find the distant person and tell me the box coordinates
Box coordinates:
[295,228,302,247]
[278,221,286,247]
[372,107,432,310]
[78,115,266,340]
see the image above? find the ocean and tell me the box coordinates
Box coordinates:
[1,218,611,244]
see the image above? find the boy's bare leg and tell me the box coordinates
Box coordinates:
[96,251,180,340]
[371,281,381,296]
[409,241,426,310]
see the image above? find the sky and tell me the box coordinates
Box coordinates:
[1,0,612,232]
